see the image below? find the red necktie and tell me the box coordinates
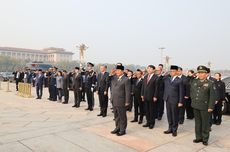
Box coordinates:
[147,74,151,84]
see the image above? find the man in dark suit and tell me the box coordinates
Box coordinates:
[62,70,70,104]
[85,62,97,111]
[96,65,110,117]
[163,65,183,137]
[155,66,165,120]
[72,67,83,108]
[110,63,131,136]
[35,69,44,99]
[213,73,225,125]
[177,67,188,124]
[14,69,24,91]
[141,65,158,129]
[127,70,134,112]
[185,70,195,120]
[130,69,144,124]
[49,67,58,101]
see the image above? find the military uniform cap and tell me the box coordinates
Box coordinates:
[197,65,208,73]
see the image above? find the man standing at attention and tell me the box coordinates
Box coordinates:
[190,65,216,146]
[110,63,131,136]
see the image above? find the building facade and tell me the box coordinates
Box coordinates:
[0,47,74,62]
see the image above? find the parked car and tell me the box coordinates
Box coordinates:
[222,77,230,114]
[0,72,15,82]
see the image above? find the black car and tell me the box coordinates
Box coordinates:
[222,77,230,114]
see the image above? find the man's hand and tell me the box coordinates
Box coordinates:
[79,87,82,91]
[184,96,189,99]
[110,69,116,76]
[153,97,157,102]
[215,101,218,104]
[178,103,183,107]
[104,91,107,95]
[125,102,129,107]
[96,91,98,95]
[208,109,213,113]
[141,96,144,102]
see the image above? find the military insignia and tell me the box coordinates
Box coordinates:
[203,83,209,87]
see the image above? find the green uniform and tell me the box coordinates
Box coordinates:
[190,79,215,142]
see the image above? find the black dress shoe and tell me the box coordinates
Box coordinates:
[62,102,68,104]
[157,117,162,120]
[76,106,80,108]
[97,114,103,116]
[193,139,203,143]
[130,120,138,123]
[117,131,126,136]
[203,141,208,146]
[85,108,90,110]
[138,121,143,124]
[111,129,120,134]
[89,109,93,111]
[179,121,184,124]
[102,115,107,117]
[72,105,77,107]
[216,122,221,125]
[172,132,177,137]
[36,97,39,99]
[143,124,149,127]
[149,125,154,129]
[164,130,172,134]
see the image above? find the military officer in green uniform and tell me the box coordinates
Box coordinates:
[190,65,216,146]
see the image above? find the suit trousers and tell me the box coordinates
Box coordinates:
[145,99,157,126]
[74,90,82,106]
[114,106,127,132]
[36,85,43,98]
[98,91,108,116]
[166,101,179,133]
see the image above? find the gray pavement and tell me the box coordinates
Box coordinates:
[0,82,230,152]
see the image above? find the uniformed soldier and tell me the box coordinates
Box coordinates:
[85,62,97,111]
[190,65,216,146]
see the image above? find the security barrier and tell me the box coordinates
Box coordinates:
[17,82,33,98]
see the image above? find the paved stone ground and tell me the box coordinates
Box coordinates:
[0,82,230,152]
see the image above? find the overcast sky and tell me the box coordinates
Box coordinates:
[0,0,229,69]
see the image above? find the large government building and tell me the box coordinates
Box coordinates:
[0,47,74,62]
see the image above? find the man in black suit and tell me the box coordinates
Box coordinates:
[213,73,225,125]
[185,70,195,120]
[62,70,70,104]
[35,69,44,99]
[14,69,24,91]
[155,66,165,120]
[110,63,131,136]
[130,69,145,124]
[141,65,158,129]
[177,67,188,124]
[127,70,134,112]
[96,65,110,117]
[163,65,183,137]
[72,67,83,108]
[85,62,97,111]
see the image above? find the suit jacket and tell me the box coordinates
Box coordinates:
[110,75,131,107]
[179,75,188,100]
[63,74,70,90]
[73,73,83,91]
[156,75,165,101]
[35,74,44,87]
[141,74,158,101]
[96,72,109,92]
[134,78,143,100]
[163,76,183,105]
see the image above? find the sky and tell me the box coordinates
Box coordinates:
[0,0,229,70]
